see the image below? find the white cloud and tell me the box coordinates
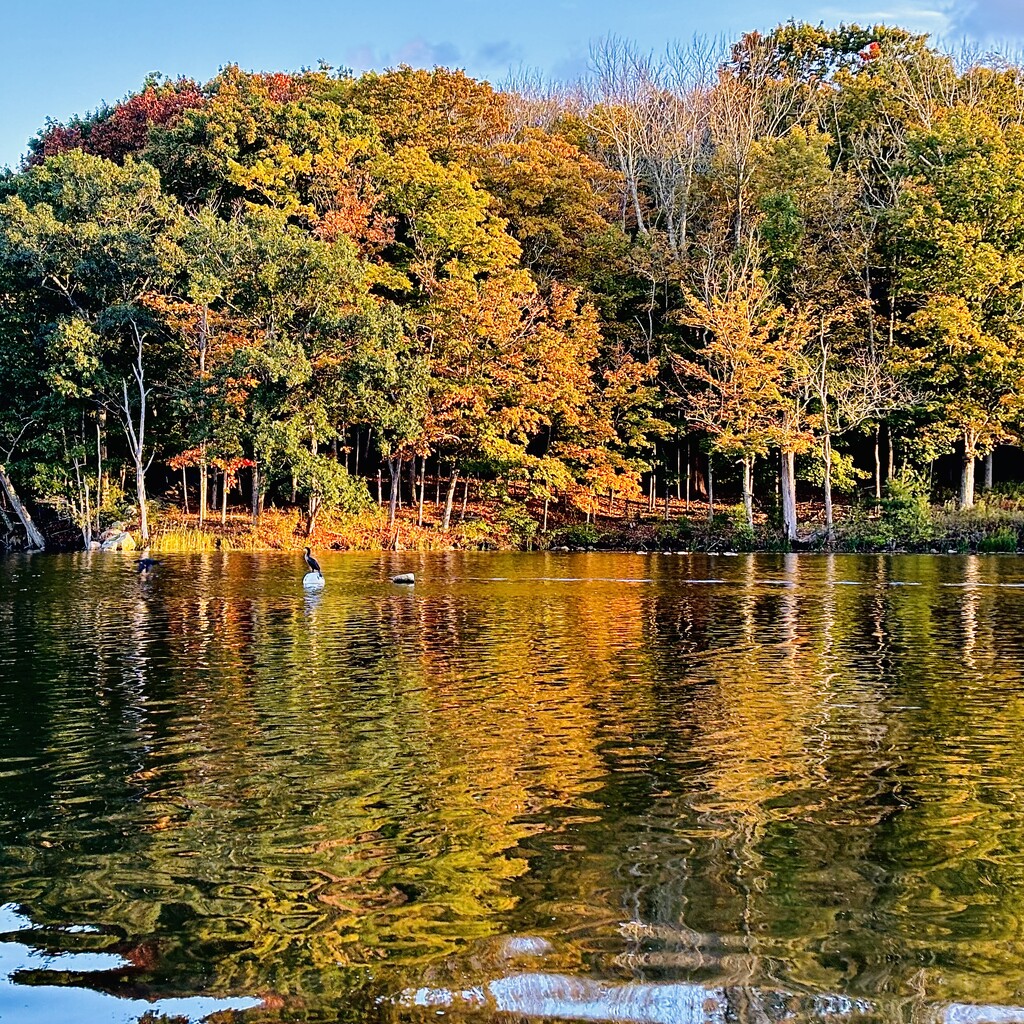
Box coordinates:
[816,2,957,34]
[951,0,1024,41]
[343,39,465,72]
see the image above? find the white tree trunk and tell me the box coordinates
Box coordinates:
[442,470,460,532]
[388,457,401,527]
[822,432,834,539]
[781,450,797,542]
[740,456,754,530]
[960,431,977,509]
[874,425,882,502]
[118,323,151,544]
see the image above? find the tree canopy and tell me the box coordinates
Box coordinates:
[4,26,1024,547]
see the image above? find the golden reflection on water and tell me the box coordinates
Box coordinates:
[2,552,1024,1022]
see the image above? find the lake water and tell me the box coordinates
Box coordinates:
[2,551,1024,1024]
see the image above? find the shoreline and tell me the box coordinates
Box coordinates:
[24,493,1024,557]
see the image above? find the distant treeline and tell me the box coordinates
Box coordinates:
[3,23,1024,547]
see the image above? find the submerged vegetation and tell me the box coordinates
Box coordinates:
[4,24,1024,552]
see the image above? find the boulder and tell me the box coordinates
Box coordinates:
[391,573,415,585]
[100,531,137,552]
[97,522,128,543]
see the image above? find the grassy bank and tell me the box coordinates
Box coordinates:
[129,486,1024,556]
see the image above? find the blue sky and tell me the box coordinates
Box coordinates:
[2,0,1021,169]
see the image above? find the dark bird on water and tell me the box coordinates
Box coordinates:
[304,546,323,578]
[136,556,160,575]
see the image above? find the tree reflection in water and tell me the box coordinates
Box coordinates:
[2,551,1024,1023]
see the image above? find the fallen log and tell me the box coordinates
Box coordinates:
[0,464,45,550]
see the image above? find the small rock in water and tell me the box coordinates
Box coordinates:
[391,573,415,585]
[495,935,554,960]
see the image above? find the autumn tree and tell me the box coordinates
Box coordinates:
[897,104,1024,507]
[0,150,185,542]
[674,250,804,531]
[26,76,204,166]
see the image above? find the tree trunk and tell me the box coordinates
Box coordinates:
[781,450,797,542]
[199,448,208,527]
[307,496,320,537]
[117,327,151,544]
[181,466,189,515]
[0,466,45,550]
[82,479,92,548]
[707,457,714,522]
[874,424,882,503]
[960,431,977,509]
[376,470,383,506]
[417,456,426,527]
[543,495,549,533]
[442,470,460,532]
[95,412,105,533]
[134,458,149,545]
[388,457,401,526]
[984,451,994,492]
[740,455,754,531]
[251,460,260,523]
[72,458,92,549]
[221,470,228,525]
[822,432,834,540]
[685,441,691,512]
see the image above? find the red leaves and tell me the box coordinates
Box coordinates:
[168,447,206,470]
[211,456,256,488]
[27,80,204,166]
[88,83,204,162]
[169,451,254,486]
[29,123,85,164]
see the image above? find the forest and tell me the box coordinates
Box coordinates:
[3,22,1024,552]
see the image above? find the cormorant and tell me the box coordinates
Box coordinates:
[304,547,323,579]
[136,555,160,575]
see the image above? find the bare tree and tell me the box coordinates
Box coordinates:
[104,319,155,544]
